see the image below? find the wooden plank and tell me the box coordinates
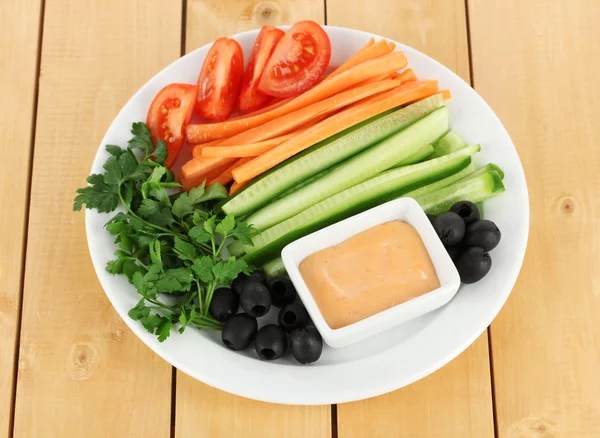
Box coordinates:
[12,1,181,436]
[0,0,42,435]
[175,2,330,438]
[327,1,495,436]
[469,0,600,435]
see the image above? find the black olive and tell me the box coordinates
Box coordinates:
[432,212,466,246]
[463,220,501,251]
[427,214,436,223]
[221,313,258,350]
[455,246,492,284]
[231,271,267,294]
[267,276,297,307]
[450,201,480,226]
[290,327,323,364]
[254,324,287,360]
[231,273,249,294]
[208,287,239,322]
[446,245,463,261]
[240,281,272,317]
[278,302,309,332]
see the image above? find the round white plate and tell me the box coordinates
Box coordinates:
[86,26,529,405]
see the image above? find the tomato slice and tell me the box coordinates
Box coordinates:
[197,37,244,121]
[258,21,331,98]
[238,25,285,112]
[146,83,199,168]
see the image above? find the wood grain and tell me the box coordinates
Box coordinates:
[469,0,600,436]
[175,2,330,437]
[185,0,325,54]
[12,0,181,436]
[327,1,494,436]
[0,0,42,435]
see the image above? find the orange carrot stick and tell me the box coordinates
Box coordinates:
[216,79,401,147]
[201,132,297,158]
[440,89,452,100]
[229,97,294,120]
[180,160,231,191]
[232,80,439,184]
[229,179,252,196]
[327,39,393,79]
[208,157,253,187]
[397,68,417,83]
[185,51,408,143]
[180,156,237,190]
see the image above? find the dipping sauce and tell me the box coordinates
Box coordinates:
[299,221,440,329]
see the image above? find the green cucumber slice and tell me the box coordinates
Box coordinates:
[432,130,467,158]
[243,145,477,265]
[393,144,434,167]
[413,170,505,215]
[246,106,450,231]
[263,257,286,278]
[221,94,446,217]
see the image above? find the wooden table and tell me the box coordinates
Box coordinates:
[2,0,599,436]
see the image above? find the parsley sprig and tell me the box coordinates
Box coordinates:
[74,123,254,342]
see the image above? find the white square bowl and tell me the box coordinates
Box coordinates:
[281,197,462,348]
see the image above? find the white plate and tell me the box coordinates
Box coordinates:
[86,26,529,405]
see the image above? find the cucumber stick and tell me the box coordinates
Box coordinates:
[246,106,450,231]
[221,94,445,217]
[413,170,505,215]
[263,257,286,278]
[243,145,477,265]
[432,130,467,157]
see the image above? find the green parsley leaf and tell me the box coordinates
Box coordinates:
[173,237,197,261]
[73,174,119,213]
[151,139,168,165]
[216,214,235,236]
[172,193,193,218]
[103,156,123,185]
[106,145,124,157]
[106,258,125,275]
[191,256,214,283]
[192,210,208,225]
[141,314,164,333]
[117,231,135,253]
[187,183,206,204]
[212,258,249,284]
[137,199,173,226]
[188,225,211,244]
[195,183,228,203]
[147,166,166,183]
[155,268,193,293]
[204,215,216,235]
[230,220,255,246]
[157,315,173,342]
[105,219,128,236]
[149,240,162,267]
[119,150,144,180]
[128,299,150,320]
[149,186,170,206]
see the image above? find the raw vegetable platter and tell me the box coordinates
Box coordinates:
[81,25,528,404]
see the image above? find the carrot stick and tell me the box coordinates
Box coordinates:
[356,38,375,54]
[201,132,297,158]
[387,41,397,51]
[327,39,393,79]
[185,51,408,143]
[180,156,237,190]
[216,79,401,147]
[229,97,294,120]
[180,160,231,191]
[440,89,452,100]
[229,179,252,196]
[208,157,253,187]
[397,68,417,83]
[232,80,439,184]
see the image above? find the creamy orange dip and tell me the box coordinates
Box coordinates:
[299,221,440,329]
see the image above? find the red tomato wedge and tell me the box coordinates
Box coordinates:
[146,83,199,168]
[196,37,244,121]
[238,25,285,112]
[258,21,331,98]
